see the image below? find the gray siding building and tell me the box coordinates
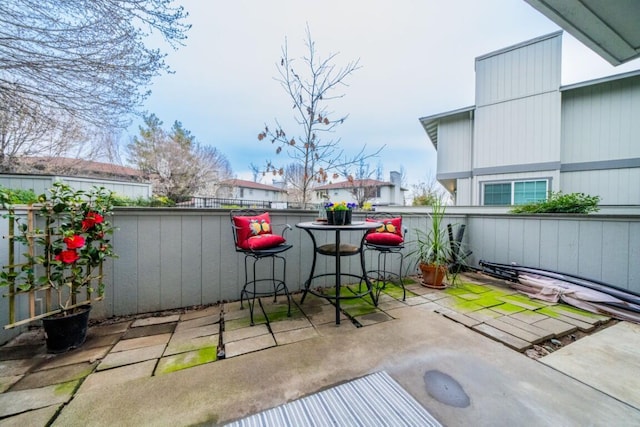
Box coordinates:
[420,31,640,207]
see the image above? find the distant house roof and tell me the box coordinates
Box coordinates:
[220,179,287,192]
[314,179,392,190]
[18,157,145,182]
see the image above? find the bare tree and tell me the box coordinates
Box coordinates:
[339,160,381,208]
[257,25,382,208]
[0,0,190,131]
[412,174,446,206]
[127,114,233,201]
[249,163,262,182]
[398,166,408,189]
[283,163,307,206]
[196,145,234,196]
[0,90,86,171]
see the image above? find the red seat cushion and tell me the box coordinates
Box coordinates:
[366,232,404,246]
[233,212,284,250]
[365,217,404,246]
[246,234,286,250]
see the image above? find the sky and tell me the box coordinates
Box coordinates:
[126,0,640,193]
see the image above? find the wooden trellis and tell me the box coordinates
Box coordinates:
[3,205,101,329]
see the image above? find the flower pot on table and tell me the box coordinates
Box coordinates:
[327,210,352,225]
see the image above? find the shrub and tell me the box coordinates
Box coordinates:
[510,192,600,214]
[0,186,38,205]
[111,195,175,207]
[1,182,117,312]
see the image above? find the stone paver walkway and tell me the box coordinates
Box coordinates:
[0,272,612,424]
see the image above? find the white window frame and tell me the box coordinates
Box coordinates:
[482,179,549,206]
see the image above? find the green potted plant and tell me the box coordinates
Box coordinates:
[0,182,117,352]
[411,198,451,288]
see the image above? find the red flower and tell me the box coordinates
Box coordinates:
[82,211,104,231]
[63,235,85,249]
[55,249,80,264]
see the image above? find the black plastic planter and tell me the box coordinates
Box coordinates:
[42,305,91,353]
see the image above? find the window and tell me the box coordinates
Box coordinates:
[484,183,511,205]
[514,180,547,204]
[483,180,547,205]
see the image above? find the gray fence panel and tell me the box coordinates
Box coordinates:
[601,221,628,287]
[630,222,640,289]
[138,216,161,312]
[112,214,140,316]
[201,215,222,303]
[522,219,541,266]
[159,216,182,310]
[2,207,639,345]
[182,216,204,307]
[468,214,640,295]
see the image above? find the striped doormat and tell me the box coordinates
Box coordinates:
[225,371,442,426]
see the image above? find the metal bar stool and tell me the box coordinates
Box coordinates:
[363,213,407,301]
[230,210,292,326]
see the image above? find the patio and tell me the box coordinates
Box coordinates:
[1,272,639,426]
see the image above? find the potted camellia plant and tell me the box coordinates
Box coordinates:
[411,198,451,288]
[0,182,117,353]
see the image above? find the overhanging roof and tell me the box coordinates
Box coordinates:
[418,106,474,150]
[525,0,640,65]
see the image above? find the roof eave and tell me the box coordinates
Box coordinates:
[525,0,640,66]
[419,105,475,150]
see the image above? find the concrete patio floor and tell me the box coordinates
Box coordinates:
[1,273,639,426]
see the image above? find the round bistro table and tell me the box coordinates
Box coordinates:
[296,220,382,325]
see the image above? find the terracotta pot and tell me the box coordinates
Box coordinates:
[419,263,447,288]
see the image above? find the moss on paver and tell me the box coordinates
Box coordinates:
[264,308,304,323]
[155,346,217,375]
[445,296,485,312]
[342,305,379,318]
[457,282,494,294]
[54,380,80,396]
[549,303,609,320]
[477,285,517,296]
[535,305,602,321]
[474,289,511,298]
[490,302,527,315]
[472,296,505,308]
[166,335,219,355]
[336,297,378,317]
[498,294,548,309]
[535,306,564,319]
[376,282,415,300]
[454,293,482,301]
[224,314,267,330]
[444,287,471,296]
